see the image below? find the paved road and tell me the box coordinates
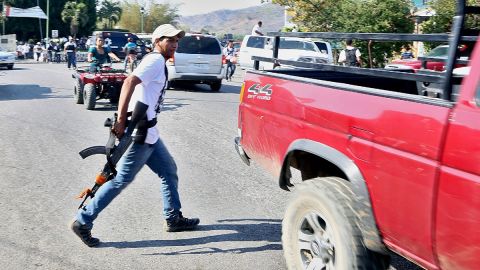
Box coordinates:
[0,63,421,270]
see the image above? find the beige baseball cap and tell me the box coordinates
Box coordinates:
[151,24,185,43]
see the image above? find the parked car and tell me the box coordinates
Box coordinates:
[385,44,472,72]
[166,33,225,91]
[238,35,333,70]
[0,46,15,70]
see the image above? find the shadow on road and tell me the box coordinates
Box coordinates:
[169,82,241,94]
[0,84,68,101]
[99,218,282,254]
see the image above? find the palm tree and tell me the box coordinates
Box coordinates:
[61,1,89,37]
[98,0,122,29]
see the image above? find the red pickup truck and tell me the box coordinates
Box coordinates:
[235,3,479,270]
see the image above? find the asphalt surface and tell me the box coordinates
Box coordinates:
[0,62,422,270]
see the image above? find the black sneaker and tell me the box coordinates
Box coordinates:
[164,213,200,232]
[70,220,100,247]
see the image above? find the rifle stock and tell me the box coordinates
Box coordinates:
[77,101,149,209]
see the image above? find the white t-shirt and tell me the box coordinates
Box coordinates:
[130,53,167,144]
[338,45,361,63]
[252,24,262,36]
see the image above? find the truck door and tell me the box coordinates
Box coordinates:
[435,65,480,269]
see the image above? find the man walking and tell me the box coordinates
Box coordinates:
[70,24,199,247]
[223,41,236,81]
[338,39,362,67]
[64,37,77,69]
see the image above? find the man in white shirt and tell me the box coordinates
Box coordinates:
[71,24,200,247]
[251,21,264,36]
[64,37,77,69]
[338,39,362,67]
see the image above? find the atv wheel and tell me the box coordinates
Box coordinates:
[210,80,222,92]
[74,79,84,104]
[83,83,96,110]
[282,177,389,270]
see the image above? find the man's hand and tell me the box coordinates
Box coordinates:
[112,121,126,139]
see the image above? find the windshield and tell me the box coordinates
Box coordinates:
[279,39,317,51]
[177,36,221,55]
[426,46,448,57]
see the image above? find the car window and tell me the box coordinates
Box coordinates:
[427,46,449,57]
[279,40,316,52]
[177,36,221,55]
[314,42,329,54]
[246,36,266,49]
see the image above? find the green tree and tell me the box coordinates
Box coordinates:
[61,1,89,37]
[98,0,122,29]
[118,0,179,33]
[421,0,480,34]
[272,0,415,67]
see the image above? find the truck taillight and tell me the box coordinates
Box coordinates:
[239,82,245,103]
[222,55,226,65]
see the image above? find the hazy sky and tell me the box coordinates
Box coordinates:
[169,0,263,16]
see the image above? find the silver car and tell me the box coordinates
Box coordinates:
[166,34,225,91]
[0,47,15,70]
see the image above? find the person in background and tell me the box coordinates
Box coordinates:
[123,37,138,70]
[223,41,236,81]
[401,45,414,59]
[338,39,362,67]
[87,36,121,73]
[33,42,43,62]
[64,37,77,69]
[251,21,264,36]
[47,41,54,63]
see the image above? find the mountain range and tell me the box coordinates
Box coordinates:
[177,3,286,37]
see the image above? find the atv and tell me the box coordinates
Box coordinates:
[72,63,128,110]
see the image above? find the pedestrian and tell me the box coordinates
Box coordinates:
[47,41,54,63]
[70,24,200,247]
[251,21,264,36]
[401,45,414,59]
[53,42,61,63]
[338,39,362,67]
[223,41,236,81]
[87,36,121,73]
[33,42,42,62]
[64,37,77,69]
[123,37,138,70]
[22,43,30,59]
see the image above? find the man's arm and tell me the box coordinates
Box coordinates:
[114,75,142,138]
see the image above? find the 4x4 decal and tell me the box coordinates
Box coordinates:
[247,84,273,100]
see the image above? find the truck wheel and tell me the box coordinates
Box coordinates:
[74,79,84,104]
[282,177,389,270]
[83,83,96,110]
[7,64,13,70]
[210,80,222,92]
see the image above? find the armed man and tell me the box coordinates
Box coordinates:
[70,24,200,247]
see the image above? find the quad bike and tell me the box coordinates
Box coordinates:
[72,62,128,110]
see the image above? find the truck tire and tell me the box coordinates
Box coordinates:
[282,177,389,270]
[74,79,84,104]
[83,83,96,110]
[210,80,222,92]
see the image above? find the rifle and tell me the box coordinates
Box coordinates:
[76,101,148,210]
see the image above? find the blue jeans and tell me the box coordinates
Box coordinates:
[67,52,76,68]
[76,138,182,227]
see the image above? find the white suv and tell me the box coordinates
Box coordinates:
[167,34,225,91]
[238,35,333,70]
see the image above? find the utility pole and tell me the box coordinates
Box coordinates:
[46,0,49,41]
[140,7,145,33]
